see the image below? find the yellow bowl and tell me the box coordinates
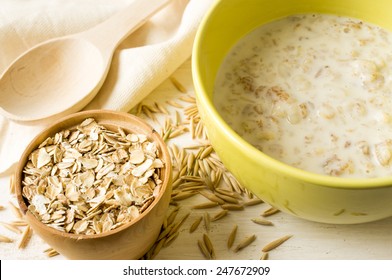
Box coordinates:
[15,110,172,259]
[192,0,392,224]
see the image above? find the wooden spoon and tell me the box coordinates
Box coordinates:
[0,0,172,122]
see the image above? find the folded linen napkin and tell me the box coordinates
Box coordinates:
[0,0,214,174]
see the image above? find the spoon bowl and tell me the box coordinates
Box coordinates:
[0,0,172,122]
[0,38,104,121]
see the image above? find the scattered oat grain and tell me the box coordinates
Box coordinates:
[151,237,166,259]
[192,201,219,209]
[211,209,228,222]
[157,224,174,241]
[18,226,32,249]
[262,235,293,252]
[9,174,15,194]
[142,105,157,122]
[155,102,169,115]
[199,190,225,204]
[197,239,211,259]
[215,188,242,199]
[244,198,264,206]
[44,247,59,257]
[169,127,188,139]
[162,126,172,142]
[166,207,180,226]
[0,222,22,234]
[10,220,28,227]
[8,201,22,220]
[199,146,213,160]
[251,218,274,226]
[164,231,179,247]
[221,204,244,211]
[227,224,238,249]
[166,100,184,108]
[260,252,269,260]
[0,235,13,243]
[214,192,239,204]
[233,234,256,253]
[171,191,197,201]
[169,212,190,236]
[262,206,280,217]
[203,234,216,259]
[179,95,196,103]
[170,76,187,93]
[187,152,195,171]
[190,117,195,139]
[189,216,203,233]
[203,212,211,231]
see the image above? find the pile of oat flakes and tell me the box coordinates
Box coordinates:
[21,117,165,235]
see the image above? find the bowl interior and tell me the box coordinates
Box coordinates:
[15,110,172,240]
[193,0,392,188]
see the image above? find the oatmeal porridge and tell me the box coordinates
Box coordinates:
[213,14,392,178]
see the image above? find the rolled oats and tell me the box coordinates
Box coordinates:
[21,118,165,235]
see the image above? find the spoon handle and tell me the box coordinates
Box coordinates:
[80,0,173,56]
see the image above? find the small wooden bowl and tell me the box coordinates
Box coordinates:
[14,110,172,259]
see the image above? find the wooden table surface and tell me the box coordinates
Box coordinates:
[1,58,391,260]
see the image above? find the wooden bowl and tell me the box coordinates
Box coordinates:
[14,110,172,259]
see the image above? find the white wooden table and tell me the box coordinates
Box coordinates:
[1,59,391,260]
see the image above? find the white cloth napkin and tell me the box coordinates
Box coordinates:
[0,0,214,174]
